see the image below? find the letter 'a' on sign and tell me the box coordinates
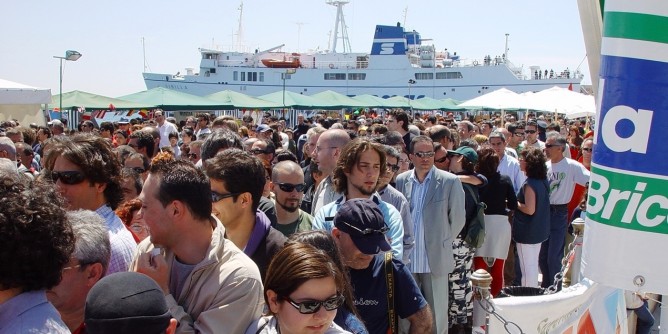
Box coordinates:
[582,0,668,296]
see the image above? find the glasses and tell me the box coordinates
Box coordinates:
[251,148,271,155]
[525,130,537,134]
[188,153,199,159]
[582,147,593,152]
[130,224,149,234]
[413,151,435,158]
[131,167,145,174]
[276,183,306,193]
[315,146,338,153]
[545,144,561,148]
[513,132,525,137]
[339,221,389,235]
[284,294,345,314]
[399,159,410,165]
[211,191,241,202]
[49,171,86,185]
[387,164,400,172]
[434,156,449,163]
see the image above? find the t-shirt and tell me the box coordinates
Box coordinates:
[170,258,196,301]
[546,158,590,205]
[273,210,314,237]
[348,254,427,334]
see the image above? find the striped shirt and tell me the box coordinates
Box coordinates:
[96,205,137,275]
[408,167,434,273]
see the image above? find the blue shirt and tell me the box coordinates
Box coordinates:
[408,168,433,273]
[0,290,70,334]
[313,194,404,261]
[96,204,136,275]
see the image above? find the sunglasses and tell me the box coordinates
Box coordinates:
[545,144,561,148]
[413,151,435,158]
[582,147,593,152]
[131,167,145,174]
[525,130,537,134]
[513,132,525,137]
[251,149,270,155]
[211,191,240,202]
[188,153,199,159]
[339,221,389,235]
[386,164,400,172]
[49,170,86,185]
[284,294,345,314]
[435,156,449,163]
[276,183,306,193]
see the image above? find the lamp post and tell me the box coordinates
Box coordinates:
[53,50,82,114]
[408,79,416,116]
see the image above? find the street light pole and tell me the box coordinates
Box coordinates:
[53,50,82,115]
[408,79,416,117]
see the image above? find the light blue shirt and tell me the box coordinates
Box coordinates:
[378,185,414,264]
[408,167,433,273]
[313,193,404,261]
[96,204,137,275]
[0,290,69,334]
[497,153,525,194]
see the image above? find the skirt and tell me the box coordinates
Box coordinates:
[474,214,511,259]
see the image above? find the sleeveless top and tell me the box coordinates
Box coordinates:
[512,177,550,244]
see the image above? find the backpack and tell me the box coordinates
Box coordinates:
[463,184,487,248]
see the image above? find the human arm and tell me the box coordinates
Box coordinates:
[311,204,332,232]
[398,196,415,264]
[448,177,467,237]
[517,183,536,215]
[407,305,433,334]
[384,204,404,261]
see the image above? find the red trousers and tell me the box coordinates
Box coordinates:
[473,257,505,297]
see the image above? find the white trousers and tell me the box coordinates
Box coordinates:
[516,243,542,287]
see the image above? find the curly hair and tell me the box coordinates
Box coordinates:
[115,198,143,227]
[476,146,500,179]
[52,134,124,209]
[332,138,387,194]
[521,147,548,179]
[0,178,74,291]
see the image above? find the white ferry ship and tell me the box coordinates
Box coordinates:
[143,2,582,101]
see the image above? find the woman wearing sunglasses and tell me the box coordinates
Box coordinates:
[246,242,351,334]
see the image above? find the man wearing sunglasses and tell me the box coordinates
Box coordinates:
[332,199,432,334]
[506,122,525,157]
[518,120,545,152]
[271,161,314,237]
[395,135,466,334]
[204,149,287,279]
[133,159,263,334]
[313,138,405,261]
[250,139,276,167]
[50,134,136,276]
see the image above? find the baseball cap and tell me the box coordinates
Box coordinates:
[256,124,271,133]
[447,146,478,163]
[334,198,391,255]
[85,272,172,334]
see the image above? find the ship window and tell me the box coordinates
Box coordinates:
[247,72,257,82]
[436,72,463,79]
[348,73,366,80]
[241,72,246,81]
[415,73,434,80]
[259,72,264,82]
[324,73,346,80]
[233,71,238,81]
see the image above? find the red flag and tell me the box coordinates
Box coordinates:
[109,103,116,110]
[568,83,573,91]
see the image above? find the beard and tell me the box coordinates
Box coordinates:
[278,198,300,213]
[351,181,377,196]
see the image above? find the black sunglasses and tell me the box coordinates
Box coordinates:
[435,156,449,163]
[339,221,389,235]
[545,144,561,148]
[49,170,86,185]
[276,183,306,193]
[211,191,240,202]
[582,147,593,152]
[525,130,537,134]
[251,149,270,155]
[413,151,435,158]
[386,164,400,172]
[284,294,345,314]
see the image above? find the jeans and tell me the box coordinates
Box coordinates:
[634,300,655,334]
[540,204,566,289]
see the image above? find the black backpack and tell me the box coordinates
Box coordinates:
[463,185,487,248]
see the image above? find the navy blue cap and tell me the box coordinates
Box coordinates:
[334,198,391,255]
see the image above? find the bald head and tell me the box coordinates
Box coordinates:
[314,129,351,175]
[272,160,304,182]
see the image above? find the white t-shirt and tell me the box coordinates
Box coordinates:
[158,121,178,148]
[546,158,590,204]
[497,154,525,194]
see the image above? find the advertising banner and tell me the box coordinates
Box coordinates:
[581,0,668,295]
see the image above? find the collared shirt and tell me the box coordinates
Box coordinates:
[310,175,341,216]
[378,185,415,264]
[158,121,178,148]
[96,204,136,275]
[0,290,69,333]
[408,167,434,273]
[497,153,526,194]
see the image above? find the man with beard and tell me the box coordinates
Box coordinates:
[312,138,404,260]
[271,161,313,237]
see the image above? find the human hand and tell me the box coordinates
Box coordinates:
[135,250,170,294]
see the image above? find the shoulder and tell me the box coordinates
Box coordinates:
[245,316,277,334]
[266,227,288,250]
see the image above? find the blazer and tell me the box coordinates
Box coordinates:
[395,167,466,276]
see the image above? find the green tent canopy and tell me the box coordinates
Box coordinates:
[49,90,154,110]
[119,87,223,111]
[205,90,281,109]
[258,91,332,109]
[384,96,412,108]
[310,90,368,108]
[350,94,394,108]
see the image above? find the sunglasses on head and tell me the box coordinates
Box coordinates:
[211,191,240,202]
[49,170,86,185]
[525,130,537,134]
[339,221,389,235]
[284,294,345,314]
[276,182,306,193]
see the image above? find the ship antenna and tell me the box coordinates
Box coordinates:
[504,33,509,62]
[403,6,408,27]
[294,22,306,52]
[141,37,151,72]
[235,1,245,52]
[327,0,351,53]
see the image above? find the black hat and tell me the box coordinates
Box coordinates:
[334,198,391,255]
[85,272,172,334]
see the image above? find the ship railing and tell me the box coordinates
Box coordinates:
[304,60,365,70]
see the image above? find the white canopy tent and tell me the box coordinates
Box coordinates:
[524,86,596,119]
[0,78,51,125]
[458,88,529,110]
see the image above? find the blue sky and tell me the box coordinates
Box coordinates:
[1,0,590,97]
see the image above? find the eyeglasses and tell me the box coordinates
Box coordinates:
[339,221,389,235]
[434,156,449,163]
[251,148,271,155]
[399,159,410,165]
[49,171,86,185]
[131,167,145,174]
[582,147,593,152]
[130,223,149,234]
[276,182,307,193]
[413,151,435,158]
[283,294,345,314]
[513,132,525,137]
[525,130,537,134]
[315,146,338,153]
[387,164,400,172]
[545,144,561,148]
[211,191,241,202]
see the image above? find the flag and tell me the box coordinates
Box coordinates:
[568,83,574,91]
[138,109,148,118]
[96,110,106,119]
[109,103,116,110]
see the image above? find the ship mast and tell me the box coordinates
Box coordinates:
[327,0,351,53]
[504,33,509,63]
[235,2,245,52]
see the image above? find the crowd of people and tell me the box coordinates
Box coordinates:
[0,109,596,334]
